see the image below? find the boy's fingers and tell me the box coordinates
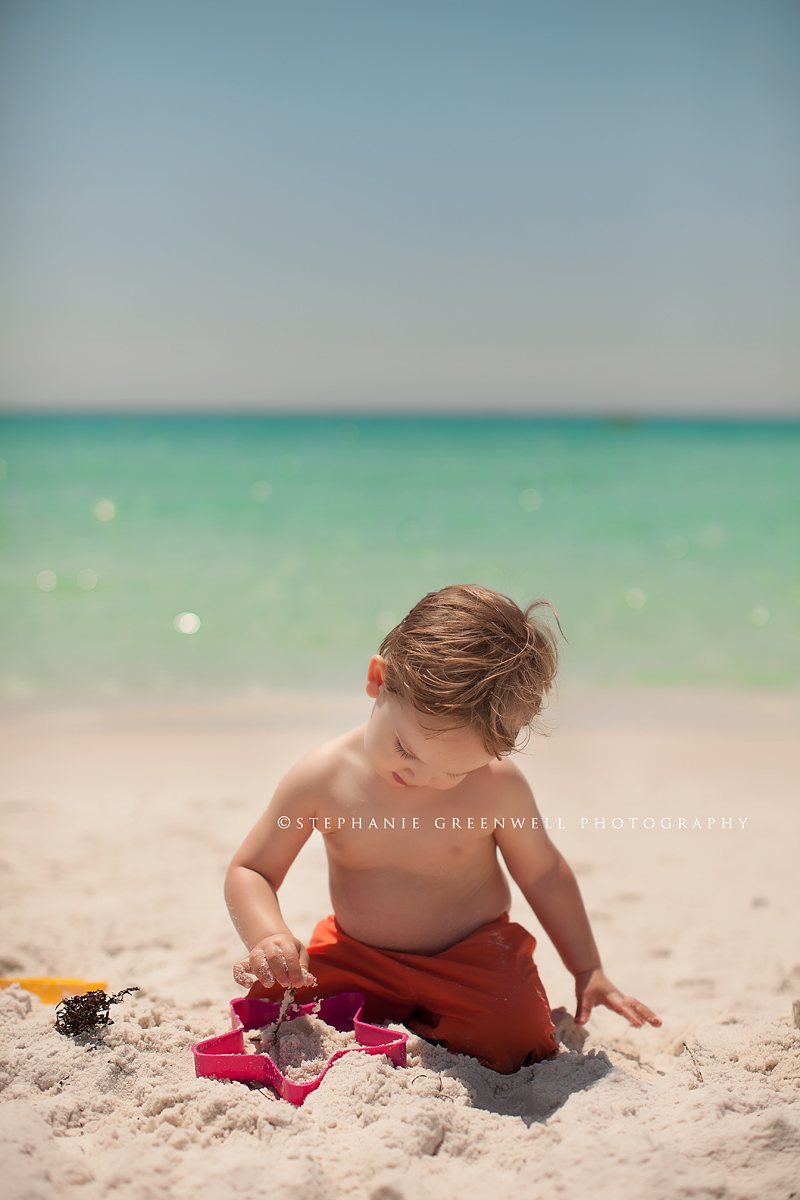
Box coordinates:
[632,1003,661,1027]
[605,992,641,1025]
[298,948,317,988]
[252,949,276,986]
[623,999,661,1027]
[233,937,315,992]
[574,1000,592,1025]
[262,940,309,988]
[275,940,315,988]
[608,992,661,1028]
[265,947,291,987]
[284,959,314,988]
[284,956,307,989]
[275,945,308,989]
[233,959,258,987]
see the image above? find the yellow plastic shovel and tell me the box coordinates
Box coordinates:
[0,978,108,1005]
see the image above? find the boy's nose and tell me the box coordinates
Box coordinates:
[404,766,435,786]
[400,766,450,788]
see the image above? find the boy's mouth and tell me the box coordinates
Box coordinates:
[391,772,411,787]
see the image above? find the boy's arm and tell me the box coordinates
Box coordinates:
[494,769,661,1029]
[224,758,321,991]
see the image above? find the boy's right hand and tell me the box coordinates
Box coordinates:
[233,933,317,991]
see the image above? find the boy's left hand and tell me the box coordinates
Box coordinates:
[574,967,661,1028]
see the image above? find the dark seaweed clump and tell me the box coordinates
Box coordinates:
[55,988,139,1037]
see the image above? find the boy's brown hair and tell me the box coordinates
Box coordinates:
[379,584,560,756]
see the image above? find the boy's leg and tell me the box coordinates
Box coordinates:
[397,916,557,1074]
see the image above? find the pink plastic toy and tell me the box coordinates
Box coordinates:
[192,992,408,1106]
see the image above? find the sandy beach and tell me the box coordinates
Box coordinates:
[2,686,799,1199]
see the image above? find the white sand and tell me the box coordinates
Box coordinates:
[261,1013,359,1080]
[2,687,799,1199]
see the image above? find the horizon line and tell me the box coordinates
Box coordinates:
[1,408,799,424]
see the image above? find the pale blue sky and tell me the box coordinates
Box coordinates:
[1,0,798,414]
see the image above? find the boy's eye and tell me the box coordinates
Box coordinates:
[394,738,464,779]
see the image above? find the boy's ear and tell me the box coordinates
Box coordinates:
[366,654,387,698]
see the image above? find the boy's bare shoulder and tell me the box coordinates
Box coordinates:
[470,754,539,811]
[274,723,365,796]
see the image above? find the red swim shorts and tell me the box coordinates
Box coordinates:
[249,912,557,1074]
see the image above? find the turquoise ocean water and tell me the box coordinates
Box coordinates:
[0,416,798,701]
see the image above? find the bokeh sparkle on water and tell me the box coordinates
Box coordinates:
[1,416,797,699]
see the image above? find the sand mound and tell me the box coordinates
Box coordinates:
[253,1011,359,1080]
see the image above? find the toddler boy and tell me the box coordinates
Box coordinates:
[225,584,660,1073]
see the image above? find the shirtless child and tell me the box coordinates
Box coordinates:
[225,584,660,1074]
